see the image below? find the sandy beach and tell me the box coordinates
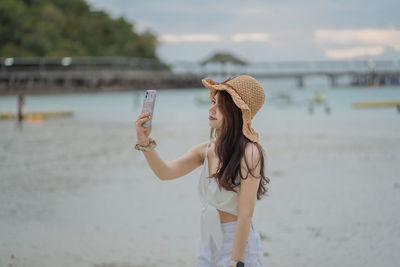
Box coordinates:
[1,87,399,267]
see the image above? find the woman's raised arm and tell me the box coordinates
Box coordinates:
[135,112,206,181]
[142,141,206,180]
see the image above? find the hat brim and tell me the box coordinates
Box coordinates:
[202,78,259,142]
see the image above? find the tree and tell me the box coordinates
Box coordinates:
[201,52,247,66]
[200,52,247,75]
[0,0,159,59]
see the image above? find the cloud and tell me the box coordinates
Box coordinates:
[158,34,221,43]
[325,46,385,59]
[314,29,400,51]
[158,33,272,44]
[231,33,271,42]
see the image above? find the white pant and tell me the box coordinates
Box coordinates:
[197,220,264,267]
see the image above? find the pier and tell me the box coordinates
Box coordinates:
[1,57,399,95]
[0,57,202,95]
[0,70,202,95]
[173,59,400,88]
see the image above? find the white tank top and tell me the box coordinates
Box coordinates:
[198,140,240,250]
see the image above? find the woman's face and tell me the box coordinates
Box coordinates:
[208,92,223,129]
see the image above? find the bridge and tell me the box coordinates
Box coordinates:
[0,57,201,95]
[171,60,400,87]
[1,57,399,95]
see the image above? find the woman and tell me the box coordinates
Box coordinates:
[134,75,270,267]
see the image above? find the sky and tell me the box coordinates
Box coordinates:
[86,0,400,63]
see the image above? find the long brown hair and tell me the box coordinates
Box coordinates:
[209,91,270,200]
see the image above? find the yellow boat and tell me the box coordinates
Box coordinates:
[309,92,325,103]
[195,95,210,104]
[0,111,74,120]
[26,114,43,123]
[352,101,400,108]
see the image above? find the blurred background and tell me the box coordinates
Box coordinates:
[0,0,399,267]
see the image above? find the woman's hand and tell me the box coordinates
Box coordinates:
[135,112,152,145]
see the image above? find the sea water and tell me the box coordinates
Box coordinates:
[1,83,399,123]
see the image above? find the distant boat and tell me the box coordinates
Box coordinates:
[269,92,309,107]
[0,110,74,120]
[269,92,294,105]
[194,95,210,105]
[309,92,325,103]
[352,100,400,109]
[308,92,331,114]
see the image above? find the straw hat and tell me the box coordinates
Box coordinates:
[202,75,265,142]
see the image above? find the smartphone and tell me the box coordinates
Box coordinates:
[141,90,157,128]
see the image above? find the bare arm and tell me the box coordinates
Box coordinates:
[231,143,261,262]
[135,112,206,181]
[141,141,206,180]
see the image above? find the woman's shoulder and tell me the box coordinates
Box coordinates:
[239,142,262,175]
[243,142,261,161]
[190,140,211,164]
